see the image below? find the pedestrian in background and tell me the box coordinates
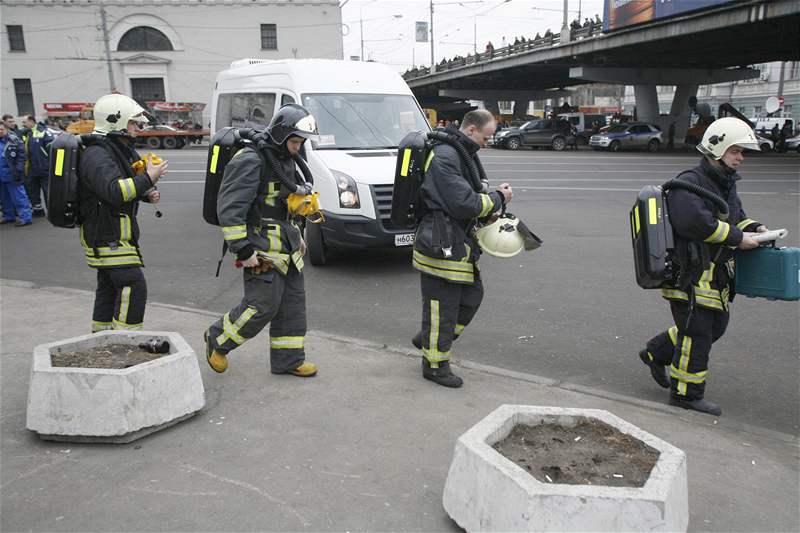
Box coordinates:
[0,122,32,226]
[21,115,53,217]
[2,114,19,134]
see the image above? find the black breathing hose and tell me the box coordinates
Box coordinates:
[236,128,313,192]
[426,131,484,192]
[662,179,729,221]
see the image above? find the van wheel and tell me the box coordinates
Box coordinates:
[163,137,178,149]
[305,222,328,266]
[609,140,621,152]
[146,137,162,149]
[506,137,521,150]
[551,136,566,151]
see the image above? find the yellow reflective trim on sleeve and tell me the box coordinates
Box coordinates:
[210,145,220,174]
[118,178,136,202]
[54,149,65,176]
[648,197,657,225]
[423,150,435,172]
[736,218,757,230]
[222,225,248,241]
[634,205,641,234]
[478,193,493,217]
[400,148,412,177]
[270,336,305,350]
[704,220,730,243]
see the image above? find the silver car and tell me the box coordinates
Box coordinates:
[590,123,663,152]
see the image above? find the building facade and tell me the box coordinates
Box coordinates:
[1,0,342,124]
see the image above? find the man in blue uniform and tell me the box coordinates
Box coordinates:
[0,121,31,226]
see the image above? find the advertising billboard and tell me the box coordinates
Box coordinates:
[603,0,733,32]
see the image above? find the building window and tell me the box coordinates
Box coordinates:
[753,106,762,116]
[130,78,165,108]
[261,24,277,50]
[118,26,173,51]
[789,61,800,80]
[13,79,34,115]
[6,25,25,51]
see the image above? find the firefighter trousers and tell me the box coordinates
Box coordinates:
[92,267,147,332]
[419,272,483,366]
[207,266,306,373]
[645,300,729,400]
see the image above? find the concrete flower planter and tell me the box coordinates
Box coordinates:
[442,405,688,532]
[26,331,205,443]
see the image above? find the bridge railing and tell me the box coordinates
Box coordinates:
[402,22,603,81]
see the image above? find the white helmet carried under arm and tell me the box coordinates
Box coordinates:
[697,116,760,159]
[93,93,150,135]
[475,212,542,258]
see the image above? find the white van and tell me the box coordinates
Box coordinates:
[210,58,430,265]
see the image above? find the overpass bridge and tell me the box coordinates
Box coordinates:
[404,0,800,139]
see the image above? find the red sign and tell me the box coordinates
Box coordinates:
[43,103,90,116]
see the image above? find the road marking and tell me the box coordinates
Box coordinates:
[498,178,797,183]
[507,186,798,195]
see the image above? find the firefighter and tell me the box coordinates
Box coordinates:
[204,104,318,377]
[79,94,168,332]
[411,109,513,387]
[639,117,766,416]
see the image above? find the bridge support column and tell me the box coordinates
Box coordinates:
[633,85,659,123]
[512,99,529,119]
[669,84,698,148]
[483,100,500,116]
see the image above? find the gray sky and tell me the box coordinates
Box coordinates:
[341,0,604,71]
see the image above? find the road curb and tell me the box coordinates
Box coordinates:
[3,279,797,445]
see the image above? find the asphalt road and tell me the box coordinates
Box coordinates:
[2,145,798,435]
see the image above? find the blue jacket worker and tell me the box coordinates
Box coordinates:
[0,121,32,226]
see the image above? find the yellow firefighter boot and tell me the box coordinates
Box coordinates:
[204,331,228,373]
[288,362,317,377]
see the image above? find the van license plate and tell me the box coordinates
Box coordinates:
[395,233,415,247]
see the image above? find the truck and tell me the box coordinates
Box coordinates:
[66,105,208,149]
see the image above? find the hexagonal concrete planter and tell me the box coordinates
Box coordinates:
[26,331,205,443]
[442,405,688,532]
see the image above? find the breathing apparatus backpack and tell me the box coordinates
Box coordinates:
[391,130,488,229]
[47,133,83,228]
[630,176,728,289]
[203,127,317,226]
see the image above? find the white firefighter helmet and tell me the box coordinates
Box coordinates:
[93,94,149,135]
[475,214,526,258]
[697,116,760,159]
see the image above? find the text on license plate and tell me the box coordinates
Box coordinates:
[395,233,415,246]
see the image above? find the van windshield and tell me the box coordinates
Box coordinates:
[301,93,429,150]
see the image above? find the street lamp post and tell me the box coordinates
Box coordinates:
[359,12,402,61]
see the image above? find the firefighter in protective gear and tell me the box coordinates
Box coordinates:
[639,117,766,416]
[79,93,167,332]
[204,104,319,377]
[411,110,513,387]
[22,116,54,217]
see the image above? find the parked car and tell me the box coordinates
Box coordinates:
[494,118,575,151]
[784,136,800,153]
[589,122,662,152]
[756,135,774,152]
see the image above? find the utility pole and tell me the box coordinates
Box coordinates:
[561,0,571,43]
[360,12,365,61]
[473,16,477,55]
[430,0,435,72]
[777,61,786,102]
[99,5,116,91]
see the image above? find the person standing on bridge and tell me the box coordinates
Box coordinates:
[203,104,318,378]
[638,117,769,416]
[78,94,167,332]
[411,110,513,388]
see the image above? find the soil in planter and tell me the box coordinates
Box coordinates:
[51,344,167,369]
[493,419,660,487]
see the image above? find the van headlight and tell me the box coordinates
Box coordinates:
[332,169,360,209]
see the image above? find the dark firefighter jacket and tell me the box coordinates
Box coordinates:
[23,123,53,177]
[216,144,305,275]
[662,156,761,311]
[78,136,153,269]
[412,128,504,284]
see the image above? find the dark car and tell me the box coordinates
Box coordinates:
[494,118,575,151]
[589,122,662,152]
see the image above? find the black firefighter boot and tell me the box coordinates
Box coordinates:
[638,350,670,388]
[422,358,463,388]
[669,395,722,416]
